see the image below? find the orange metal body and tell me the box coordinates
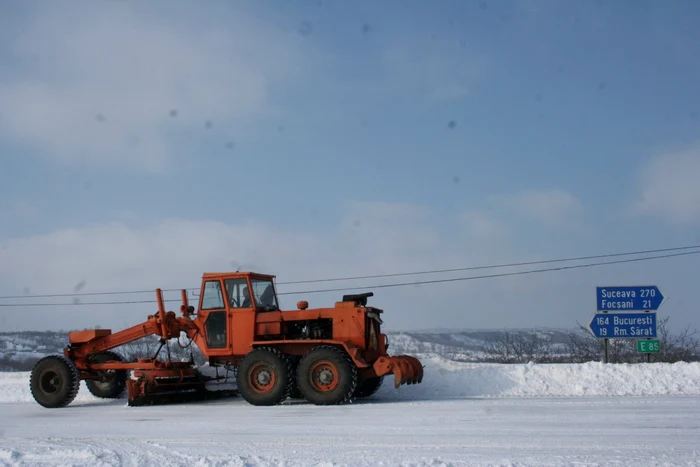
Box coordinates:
[64,271,423,399]
[69,329,112,344]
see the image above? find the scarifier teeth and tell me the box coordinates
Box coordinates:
[389,355,424,388]
[403,355,424,384]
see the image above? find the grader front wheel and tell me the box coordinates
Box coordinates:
[30,355,81,408]
[296,346,357,405]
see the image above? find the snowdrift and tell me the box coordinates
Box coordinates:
[375,355,700,400]
[2,355,700,404]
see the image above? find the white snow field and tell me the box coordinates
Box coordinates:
[1,356,700,466]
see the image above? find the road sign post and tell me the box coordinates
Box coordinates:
[591,285,665,364]
[603,311,608,364]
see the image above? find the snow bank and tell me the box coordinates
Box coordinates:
[0,373,107,404]
[0,364,236,405]
[2,355,700,404]
[376,355,700,400]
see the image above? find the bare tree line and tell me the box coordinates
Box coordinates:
[1,317,698,371]
[114,333,208,366]
[480,317,700,364]
[0,331,209,371]
[73,316,700,365]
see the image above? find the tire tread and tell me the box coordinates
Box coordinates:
[297,345,358,405]
[354,376,384,398]
[236,347,293,406]
[30,355,81,408]
[85,350,127,399]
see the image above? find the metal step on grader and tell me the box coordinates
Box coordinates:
[29,271,423,408]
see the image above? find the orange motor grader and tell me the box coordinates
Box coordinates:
[30,271,423,408]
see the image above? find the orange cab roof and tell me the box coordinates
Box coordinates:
[201,271,276,279]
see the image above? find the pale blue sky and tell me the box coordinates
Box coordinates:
[1,0,700,333]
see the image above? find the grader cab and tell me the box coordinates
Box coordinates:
[30,271,423,408]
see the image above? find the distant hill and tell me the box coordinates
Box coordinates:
[0,328,590,371]
[0,331,68,371]
[3,323,696,371]
[385,328,580,362]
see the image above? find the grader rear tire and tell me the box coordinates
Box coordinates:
[236,347,293,406]
[30,355,81,408]
[296,346,357,405]
[85,351,127,399]
[287,357,304,400]
[354,376,384,399]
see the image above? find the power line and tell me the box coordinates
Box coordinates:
[276,244,700,285]
[277,250,700,295]
[1,249,697,307]
[0,287,185,300]
[0,299,184,307]
[1,244,699,300]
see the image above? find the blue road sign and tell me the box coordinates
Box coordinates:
[596,286,665,311]
[588,312,657,339]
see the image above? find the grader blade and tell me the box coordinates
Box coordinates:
[126,368,237,406]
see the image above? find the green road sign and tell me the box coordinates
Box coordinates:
[637,339,660,353]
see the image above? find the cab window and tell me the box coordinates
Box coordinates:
[201,280,226,348]
[225,278,251,308]
[251,278,278,310]
[201,280,224,309]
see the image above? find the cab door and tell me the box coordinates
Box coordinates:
[223,277,256,355]
[198,279,230,354]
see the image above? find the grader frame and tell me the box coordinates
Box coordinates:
[30,271,423,408]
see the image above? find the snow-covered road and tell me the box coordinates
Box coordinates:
[1,395,699,466]
[2,357,700,466]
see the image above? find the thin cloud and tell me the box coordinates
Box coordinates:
[0,201,583,332]
[634,142,700,225]
[0,2,309,172]
[491,188,584,228]
[379,34,483,104]
[431,84,469,102]
[1,199,698,333]
[458,211,505,239]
